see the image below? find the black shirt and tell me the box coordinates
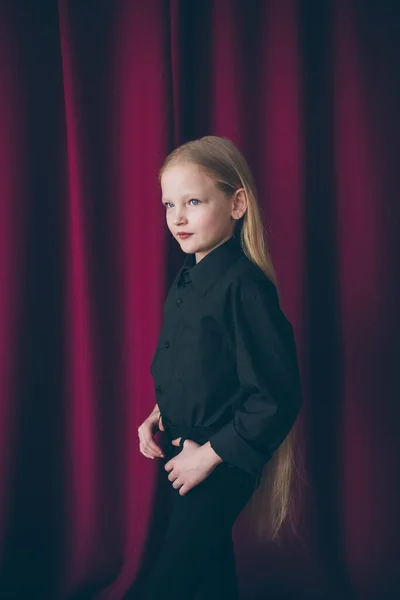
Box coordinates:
[150,235,302,477]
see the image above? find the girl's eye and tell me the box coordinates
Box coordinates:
[164,199,200,209]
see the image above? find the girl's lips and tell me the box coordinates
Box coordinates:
[177,233,193,238]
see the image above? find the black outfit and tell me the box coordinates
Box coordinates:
[151,235,302,479]
[141,442,256,600]
[143,235,302,599]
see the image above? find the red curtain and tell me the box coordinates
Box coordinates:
[0,1,399,598]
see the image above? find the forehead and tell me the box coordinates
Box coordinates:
[161,163,216,198]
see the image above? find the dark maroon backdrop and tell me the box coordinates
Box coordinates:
[0,1,399,599]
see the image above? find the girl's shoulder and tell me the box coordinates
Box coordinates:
[231,254,278,299]
[231,258,294,338]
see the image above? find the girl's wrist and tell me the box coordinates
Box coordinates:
[200,441,223,467]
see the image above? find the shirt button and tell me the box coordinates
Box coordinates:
[164,341,170,349]
[155,384,162,393]
[176,298,183,306]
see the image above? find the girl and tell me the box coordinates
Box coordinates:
[137,136,303,599]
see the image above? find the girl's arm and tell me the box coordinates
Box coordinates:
[208,275,302,476]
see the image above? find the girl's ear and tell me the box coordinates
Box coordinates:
[232,188,247,219]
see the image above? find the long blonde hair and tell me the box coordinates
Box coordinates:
[158,136,305,542]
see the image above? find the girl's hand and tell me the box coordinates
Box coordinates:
[138,412,165,459]
[165,438,221,496]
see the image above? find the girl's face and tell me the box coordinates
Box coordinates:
[161,162,244,263]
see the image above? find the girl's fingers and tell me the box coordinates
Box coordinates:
[139,444,154,459]
[140,445,162,460]
[140,438,164,458]
[138,427,165,457]
[172,477,182,489]
[142,451,154,459]
[146,440,164,457]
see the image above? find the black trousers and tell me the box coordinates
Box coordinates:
[141,433,257,600]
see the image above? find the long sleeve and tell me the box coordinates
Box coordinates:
[208,274,302,476]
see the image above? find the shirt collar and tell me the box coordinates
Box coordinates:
[176,235,244,296]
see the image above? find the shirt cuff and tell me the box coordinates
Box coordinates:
[208,420,269,476]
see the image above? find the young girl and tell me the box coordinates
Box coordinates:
[137,136,303,599]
